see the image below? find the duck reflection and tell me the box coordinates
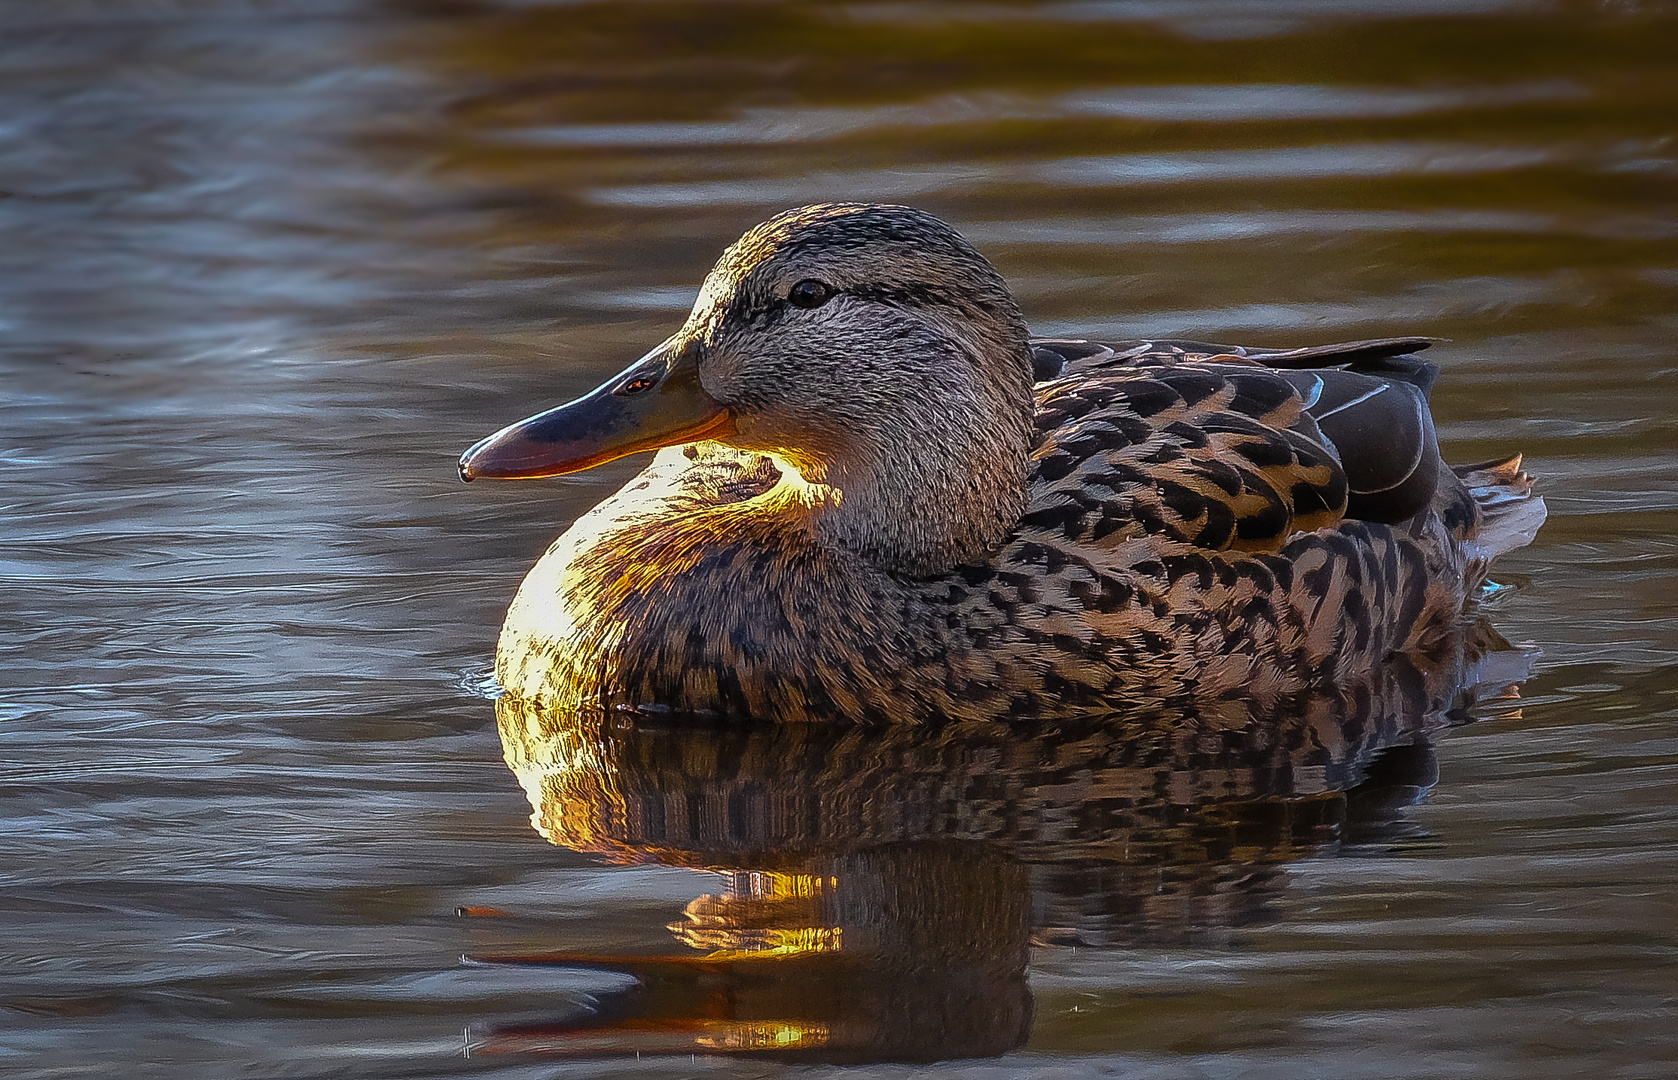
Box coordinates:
[467,624,1525,1063]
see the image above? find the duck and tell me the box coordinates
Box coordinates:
[459,203,1545,724]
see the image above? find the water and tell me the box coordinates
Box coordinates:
[3,0,1676,1075]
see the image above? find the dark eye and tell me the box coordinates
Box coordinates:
[787,279,835,309]
[614,375,657,396]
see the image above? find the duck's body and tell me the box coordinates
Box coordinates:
[463,205,1543,723]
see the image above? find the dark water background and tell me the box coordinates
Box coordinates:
[3,1,1676,1076]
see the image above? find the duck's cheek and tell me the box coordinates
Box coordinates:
[696,356,750,408]
[707,409,812,461]
[717,411,793,454]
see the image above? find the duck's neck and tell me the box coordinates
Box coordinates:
[791,357,1036,579]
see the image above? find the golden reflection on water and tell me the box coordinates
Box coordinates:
[673,873,845,957]
[472,616,1525,1061]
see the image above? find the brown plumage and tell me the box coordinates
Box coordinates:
[461,203,1545,723]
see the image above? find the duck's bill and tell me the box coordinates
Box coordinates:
[458,350,734,481]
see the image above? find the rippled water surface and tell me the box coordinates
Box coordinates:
[4,1,1676,1076]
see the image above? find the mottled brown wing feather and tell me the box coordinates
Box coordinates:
[1028,363,1349,555]
[1032,337,1448,529]
[1012,340,1470,695]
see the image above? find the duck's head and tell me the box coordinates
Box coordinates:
[460,203,1037,575]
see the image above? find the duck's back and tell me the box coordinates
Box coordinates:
[1031,335,1450,542]
[944,337,1542,716]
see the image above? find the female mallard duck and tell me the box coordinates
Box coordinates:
[460,203,1544,723]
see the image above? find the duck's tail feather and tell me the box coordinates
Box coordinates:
[1455,453,1546,564]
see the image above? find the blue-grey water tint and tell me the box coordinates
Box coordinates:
[3,0,1675,1076]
